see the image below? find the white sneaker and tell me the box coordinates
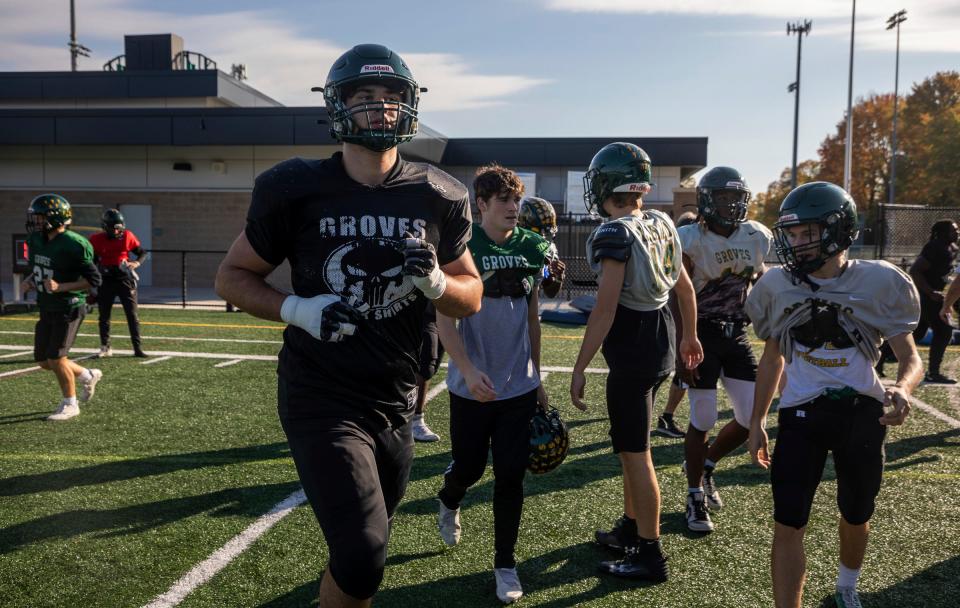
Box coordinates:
[412,416,440,442]
[835,586,863,608]
[79,369,103,403]
[47,402,80,421]
[98,345,112,358]
[703,468,723,510]
[494,567,523,604]
[438,500,461,546]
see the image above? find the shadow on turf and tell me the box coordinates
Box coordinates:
[0,411,50,425]
[0,442,291,497]
[0,480,301,555]
[813,554,960,608]
[885,428,960,471]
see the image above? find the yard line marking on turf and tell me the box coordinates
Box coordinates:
[141,375,450,608]
[141,356,173,366]
[214,359,243,368]
[0,317,285,330]
[0,350,31,359]
[0,330,284,345]
[0,345,277,361]
[882,380,960,429]
[0,353,97,380]
[440,362,608,374]
[141,489,308,608]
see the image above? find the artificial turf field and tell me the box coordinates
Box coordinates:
[0,308,958,608]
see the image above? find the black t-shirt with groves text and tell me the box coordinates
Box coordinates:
[245,153,471,422]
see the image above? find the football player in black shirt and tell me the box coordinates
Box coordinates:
[216,44,482,608]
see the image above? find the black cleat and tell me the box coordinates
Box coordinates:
[133,349,149,358]
[598,544,668,582]
[595,515,630,552]
[924,372,957,384]
[653,415,685,439]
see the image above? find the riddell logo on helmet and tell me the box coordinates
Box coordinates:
[780,213,799,222]
[726,181,745,188]
[361,65,395,73]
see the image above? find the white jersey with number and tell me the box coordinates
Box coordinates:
[678,219,772,321]
[586,209,682,311]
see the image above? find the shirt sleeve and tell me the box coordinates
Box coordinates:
[877,264,921,339]
[77,238,101,288]
[244,169,291,266]
[745,274,772,340]
[436,193,472,266]
[127,231,141,251]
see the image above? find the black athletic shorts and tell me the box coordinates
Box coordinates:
[418,316,445,381]
[771,394,887,529]
[34,307,85,361]
[278,379,414,600]
[672,321,756,389]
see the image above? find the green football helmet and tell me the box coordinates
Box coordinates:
[26,194,72,234]
[528,406,569,475]
[102,208,126,239]
[519,197,558,240]
[697,166,750,228]
[322,44,421,152]
[773,182,859,276]
[583,142,653,217]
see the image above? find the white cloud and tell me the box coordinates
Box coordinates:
[545,0,960,53]
[0,0,547,110]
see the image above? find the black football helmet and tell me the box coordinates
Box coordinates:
[583,143,653,217]
[773,181,859,276]
[101,208,125,239]
[322,44,421,152]
[697,166,750,228]
[528,406,569,474]
[26,194,72,234]
[519,197,558,240]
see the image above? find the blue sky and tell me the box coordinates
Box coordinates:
[2,0,958,194]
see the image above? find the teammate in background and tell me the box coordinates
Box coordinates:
[571,142,702,581]
[215,44,481,608]
[938,259,960,324]
[412,302,443,442]
[907,220,958,383]
[21,194,103,421]
[436,165,548,604]
[88,209,149,358]
[654,210,699,439]
[676,167,773,533]
[519,196,566,298]
[747,182,922,608]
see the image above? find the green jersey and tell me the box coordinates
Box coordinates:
[28,230,95,312]
[469,225,550,299]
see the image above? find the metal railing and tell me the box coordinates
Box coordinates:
[137,249,228,309]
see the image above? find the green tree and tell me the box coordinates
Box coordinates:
[898,71,960,205]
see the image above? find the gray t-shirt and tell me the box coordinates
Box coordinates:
[447,295,540,400]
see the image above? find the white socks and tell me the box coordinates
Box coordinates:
[837,563,860,589]
[63,396,78,406]
[79,368,93,382]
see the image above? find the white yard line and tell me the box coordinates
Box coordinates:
[0,330,284,345]
[141,356,173,366]
[882,379,960,428]
[213,359,243,368]
[141,490,307,608]
[0,353,97,379]
[0,345,276,361]
[140,376,450,608]
[0,350,32,359]
[440,362,608,374]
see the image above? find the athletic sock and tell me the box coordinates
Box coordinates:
[413,413,424,422]
[621,515,638,540]
[688,487,703,495]
[837,563,861,589]
[63,396,78,406]
[704,459,717,471]
[662,412,674,422]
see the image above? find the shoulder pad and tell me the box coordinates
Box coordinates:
[255,157,313,188]
[592,221,634,263]
[745,220,774,238]
[425,164,469,201]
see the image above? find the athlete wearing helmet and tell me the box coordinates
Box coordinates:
[215,44,482,607]
[747,182,922,608]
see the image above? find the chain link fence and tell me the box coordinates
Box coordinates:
[878,204,960,269]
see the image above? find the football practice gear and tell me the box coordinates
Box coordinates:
[26,194,72,234]
[583,143,653,217]
[697,166,750,228]
[401,233,446,300]
[528,406,569,474]
[101,209,126,239]
[590,222,634,263]
[322,44,421,152]
[519,197,559,241]
[774,181,859,277]
[280,294,370,342]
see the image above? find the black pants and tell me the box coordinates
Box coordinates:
[34,307,85,361]
[98,275,142,350]
[438,389,537,569]
[771,395,886,529]
[280,408,413,600]
[915,293,953,374]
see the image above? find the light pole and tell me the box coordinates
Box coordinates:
[787,20,812,189]
[69,0,91,71]
[887,9,907,206]
[843,0,856,192]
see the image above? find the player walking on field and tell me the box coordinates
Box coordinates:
[747,182,922,608]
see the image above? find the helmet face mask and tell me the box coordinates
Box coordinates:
[26,194,72,235]
[773,182,859,277]
[697,167,750,229]
[528,406,569,474]
[583,143,653,218]
[323,45,421,152]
